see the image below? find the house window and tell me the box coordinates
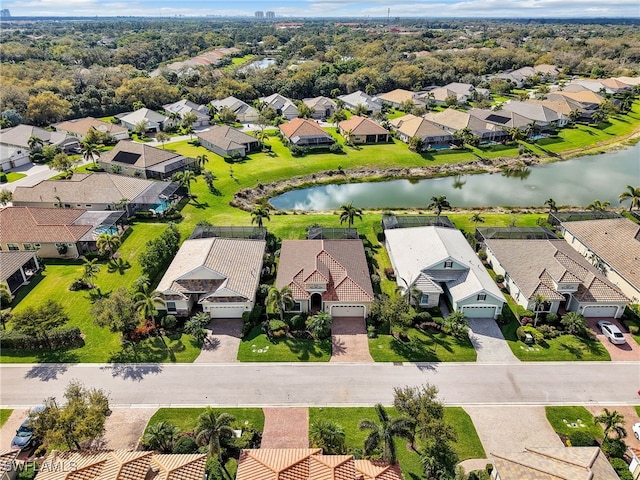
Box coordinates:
[292,301,302,312]
[85,204,92,208]
[7,244,19,251]
[34,243,41,248]
[477,294,487,301]
[23,243,34,250]
[166,301,176,312]
[420,294,429,305]
[444,261,453,269]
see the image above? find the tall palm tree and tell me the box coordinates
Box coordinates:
[358,404,413,465]
[96,232,121,259]
[507,127,525,143]
[544,198,557,213]
[427,195,451,225]
[195,407,236,460]
[251,206,271,228]
[142,421,180,453]
[339,202,363,228]
[82,258,101,285]
[266,286,294,322]
[586,199,610,211]
[196,154,209,169]
[134,284,166,326]
[470,213,485,230]
[173,170,198,197]
[619,185,640,211]
[532,293,547,327]
[80,139,101,166]
[594,408,627,440]
[28,135,43,153]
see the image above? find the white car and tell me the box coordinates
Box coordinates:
[597,320,626,345]
[633,422,640,440]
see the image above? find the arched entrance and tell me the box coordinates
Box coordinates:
[310,293,322,313]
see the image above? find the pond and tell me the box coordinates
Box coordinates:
[240,57,276,72]
[269,142,640,210]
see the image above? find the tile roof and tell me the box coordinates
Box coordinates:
[339,116,389,136]
[389,114,453,140]
[303,96,337,111]
[468,108,531,129]
[151,454,208,480]
[211,97,258,117]
[157,237,266,303]
[485,239,628,303]
[0,206,92,244]
[197,126,258,151]
[100,140,186,168]
[118,108,169,125]
[163,100,210,120]
[424,108,501,133]
[354,460,403,480]
[276,240,374,303]
[279,119,333,141]
[0,251,38,282]
[530,97,586,116]
[377,89,420,105]
[54,117,129,138]
[0,124,78,148]
[561,218,640,293]
[501,101,564,123]
[614,76,640,86]
[338,91,382,110]
[0,449,19,474]
[491,446,619,480]
[260,93,298,112]
[553,90,604,105]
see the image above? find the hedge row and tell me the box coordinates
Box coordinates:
[0,326,82,350]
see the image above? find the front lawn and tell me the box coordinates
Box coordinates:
[0,409,12,429]
[369,328,477,362]
[545,406,603,439]
[4,172,27,182]
[146,407,265,433]
[237,326,332,362]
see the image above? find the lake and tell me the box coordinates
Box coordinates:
[269,142,640,210]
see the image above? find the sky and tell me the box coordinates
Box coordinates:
[3,0,639,19]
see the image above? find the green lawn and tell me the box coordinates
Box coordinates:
[4,172,27,182]
[369,328,477,362]
[545,406,603,439]
[237,326,332,362]
[0,409,12,429]
[145,407,265,433]
[444,407,486,460]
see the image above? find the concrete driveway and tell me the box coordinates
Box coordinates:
[467,318,518,363]
[585,405,640,449]
[587,318,640,361]
[330,317,373,362]
[194,318,243,363]
[0,409,28,449]
[99,407,157,449]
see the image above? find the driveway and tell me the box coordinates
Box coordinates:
[261,408,308,448]
[587,318,640,361]
[330,317,373,363]
[194,319,242,363]
[99,407,157,449]
[0,409,28,449]
[585,405,640,449]
[466,318,518,363]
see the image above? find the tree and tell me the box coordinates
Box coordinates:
[353,103,369,117]
[619,185,640,211]
[0,282,12,306]
[12,300,69,349]
[309,420,346,454]
[49,152,77,177]
[266,286,294,322]
[142,421,180,453]
[92,288,139,337]
[195,407,236,460]
[26,91,72,126]
[218,107,237,124]
[544,198,557,213]
[470,213,485,230]
[134,284,166,326]
[181,112,198,137]
[338,202,363,228]
[196,154,209,169]
[408,136,424,152]
[203,170,216,192]
[560,311,587,336]
[586,199,610,211]
[251,206,271,228]
[296,102,315,119]
[532,293,547,327]
[507,127,526,143]
[82,258,101,286]
[358,403,413,465]
[427,195,451,224]
[442,311,469,339]
[28,135,43,154]
[0,189,12,206]
[173,170,198,196]
[184,312,210,345]
[81,139,101,166]
[134,120,148,138]
[594,408,627,440]
[306,312,333,339]
[453,127,479,147]
[400,99,415,113]
[96,232,121,259]
[155,131,170,149]
[31,380,110,451]
[329,109,347,128]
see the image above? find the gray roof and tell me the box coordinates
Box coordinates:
[0,251,37,282]
[502,101,564,123]
[197,126,257,151]
[303,96,337,111]
[163,100,209,120]
[259,93,297,111]
[211,97,258,116]
[468,108,531,129]
[0,124,78,148]
[338,91,382,110]
[100,140,188,169]
[118,108,169,125]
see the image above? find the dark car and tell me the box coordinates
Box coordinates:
[11,406,45,450]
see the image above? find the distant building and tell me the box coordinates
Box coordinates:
[0,9,10,18]
[255,11,264,18]
[266,11,275,19]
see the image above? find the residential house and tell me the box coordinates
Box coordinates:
[501,101,568,128]
[157,237,266,318]
[570,79,618,95]
[0,450,19,480]
[614,76,640,87]
[599,77,634,93]
[338,91,382,115]
[236,449,403,480]
[468,108,531,130]
[427,83,490,105]
[0,251,40,300]
[210,96,259,124]
[99,140,197,180]
[302,96,337,120]
[0,206,125,259]
[12,173,180,217]
[485,239,628,318]
[35,450,206,480]
[116,108,173,133]
[548,90,604,111]
[529,97,590,121]
[259,93,298,119]
[491,446,618,480]
[389,114,454,148]
[377,88,425,109]
[54,117,129,141]
[494,65,559,87]
[197,126,259,158]
[275,239,375,318]
[279,118,335,148]
[558,218,640,304]
[385,226,505,318]
[424,108,509,142]
[0,124,80,170]
[338,116,389,143]
[163,99,210,127]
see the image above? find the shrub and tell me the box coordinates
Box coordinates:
[0,172,7,183]
[205,457,224,480]
[629,325,639,335]
[173,435,198,454]
[290,145,306,156]
[601,437,627,459]
[568,430,596,446]
[367,325,377,338]
[414,311,432,324]
[130,320,156,341]
[268,319,287,336]
[546,312,559,324]
[516,325,543,344]
[495,274,505,283]
[288,314,306,331]
[477,249,487,261]
[521,316,533,325]
[370,274,381,285]
[69,277,92,291]
[161,314,177,330]
[329,143,343,153]
[0,326,82,350]
[610,458,633,480]
[536,324,560,339]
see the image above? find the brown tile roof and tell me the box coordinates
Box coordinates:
[0,450,19,474]
[151,454,208,480]
[491,446,619,480]
[485,239,628,303]
[553,90,604,105]
[354,460,403,480]
[562,218,640,293]
[339,116,389,136]
[55,117,128,138]
[531,97,586,116]
[197,126,257,151]
[0,207,92,244]
[279,119,333,141]
[389,114,452,139]
[599,78,632,89]
[377,89,418,105]
[0,251,37,282]
[100,140,183,168]
[424,108,499,132]
[276,240,374,303]
[309,455,355,480]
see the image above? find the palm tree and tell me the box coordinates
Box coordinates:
[134,284,166,326]
[507,127,525,143]
[586,199,610,211]
[532,293,547,327]
[155,132,170,149]
[619,185,640,211]
[594,408,627,440]
[27,135,43,154]
[195,406,236,460]
[96,232,121,259]
[427,195,451,225]
[196,154,209,169]
[266,286,294,322]
[173,170,197,197]
[309,420,347,454]
[142,421,180,453]
[358,403,413,465]
[80,139,101,166]
[82,258,101,286]
[339,202,363,228]
[251,206,271,228]
[560,311,587,336]
[470,213,485,230]
[544,198,557,213]
[353,103,369,117]
[329,109,347,128]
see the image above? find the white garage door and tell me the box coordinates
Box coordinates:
[462,305,497,319]
[208,305,247,319]
[330,305,365,318]
[583,305,619,318]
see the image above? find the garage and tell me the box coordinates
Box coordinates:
[583,305,620,318]
[207,305,247,319]
[462,305,497,319]
[330,305,365,318]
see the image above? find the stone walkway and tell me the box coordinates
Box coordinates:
[330,318,373,363]
[194,319,242,363]
[466,318,518,363]
[261,408,309,448]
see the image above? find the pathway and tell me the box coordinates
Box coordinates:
[0,409,27,450]
[466,318,518,363]
[261,408,308,448]
[330,318,373,363]
[194,319,242,363]
[100,407,157,450]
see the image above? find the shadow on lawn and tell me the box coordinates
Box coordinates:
[282,337,331,361]
[108,335,186,365]
[388,330,454,362]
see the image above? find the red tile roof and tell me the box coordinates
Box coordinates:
[279,119,333,140]
[0,206,92,244]
[338,116,389,136]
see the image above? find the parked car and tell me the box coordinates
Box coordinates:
[10,405,45,450]
[633,422,640,440]
[597,320,626,345]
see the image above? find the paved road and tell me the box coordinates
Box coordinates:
[1,362,639,408]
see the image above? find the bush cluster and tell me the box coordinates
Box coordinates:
[138,223,180,279]
[0,326,82,350]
